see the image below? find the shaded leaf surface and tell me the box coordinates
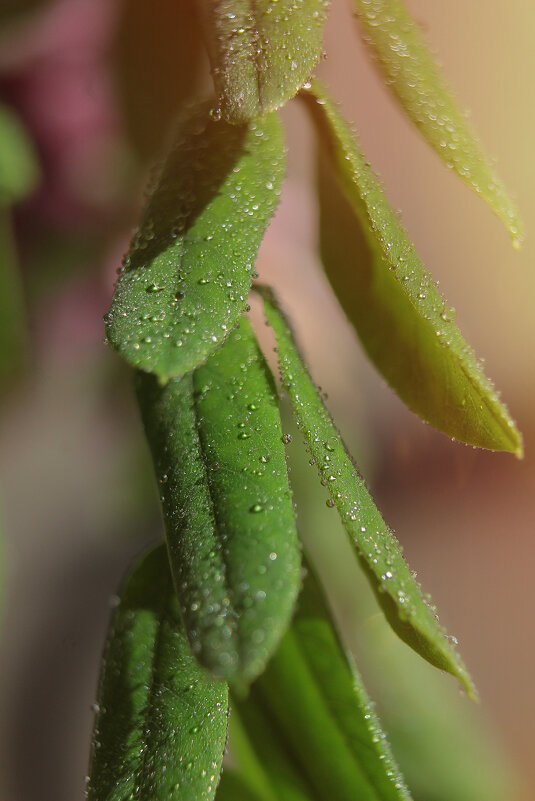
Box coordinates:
[0,209,27,386]
[262,290,476,697]
[302,83,521,456]
[353,0,522,244]
[234,568,412,801]
[201,0,328,124]
[136,317,301,684]
[106,105,284,380]
[87,545,229,801]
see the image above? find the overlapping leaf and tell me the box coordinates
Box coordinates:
[136,317,301,684]
[262,289,476,697]
[200,0,329,124]
[233,567,412,801]
[87,545,229,801]
[352,0,522,244]
[302,82,522,456]
[106,104,285,380]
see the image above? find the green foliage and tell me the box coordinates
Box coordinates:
[105,104,285,380]
[87,545,229,801]
[232,568,411,801]
[303,81,521,456]
[0,103,39,204]
[262,289,475,696]
[136,317,301,684]
[200,0,329,124]
[352,0,522,245]
[81,0,523,799]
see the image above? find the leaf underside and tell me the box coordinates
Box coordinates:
[353,0,522,245]
[87,545,229,801]
[262,289,477,698]
[302,82,522,456]
[233,567,412,801]
[106,104,285,380]
[201,0,329,124]
[136,316,301,685]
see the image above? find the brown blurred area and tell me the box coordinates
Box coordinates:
[0,1,533,799]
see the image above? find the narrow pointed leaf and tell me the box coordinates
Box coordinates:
[106,105,284,380]
[353,0,522,244]
[87,545,229,801]
[262,289,476,697]
[200,0,329,124]
[136,317,301,684]
[235,567,412,801]
[302,83,522,456]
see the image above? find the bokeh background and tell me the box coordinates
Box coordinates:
[0,1,533,799]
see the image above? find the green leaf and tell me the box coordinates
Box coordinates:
[87,544,229,801]
[105,104,285,380]
[302,82,522,456]
[136,316,301,684]
[352,0,522,245]
[0,208,27,386]
[0,103,39,203]
[234,567,412,801]
[262,288,477,698]
[201,0,329,124]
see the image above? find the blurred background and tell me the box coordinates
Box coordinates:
[0,0,533,799]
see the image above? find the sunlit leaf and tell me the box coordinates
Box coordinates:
[0,102,39,203]
[106,104,284,380]
[201,0,329,124]
[302,82,522,456]
[234,567,413,800]
[352,0,522,244]
[136,317,301,684]
[87,545,229,801]
[262,288,476,697]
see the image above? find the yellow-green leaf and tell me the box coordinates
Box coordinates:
[352,0,522,245]
[201,0,329,124]
[302,82,522,456]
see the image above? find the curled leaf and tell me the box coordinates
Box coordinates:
[302,82,522,456]
[200,0,329,124]
[234,567,413,800]
[353,0,522,244]
[106,104,285,380]
[136,317,301,684]
[87,545,229,801]
[262,288,477,698]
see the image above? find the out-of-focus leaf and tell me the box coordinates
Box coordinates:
[136,317,301,685]
[0,208,27,386]
[0,103,39,203]
[302,82,522,456]
[87,544,229,801]
[216,771,279,801]
[353,0,522,245]
[115,0,205,160]
[200,0,328,124]
[105,104,284,380]
[262,289,476,698]
[235,567,412,801]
